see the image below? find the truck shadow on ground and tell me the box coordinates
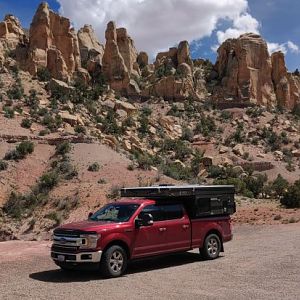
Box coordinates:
[30,252,221,283]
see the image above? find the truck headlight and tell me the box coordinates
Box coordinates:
[80,234,100,249]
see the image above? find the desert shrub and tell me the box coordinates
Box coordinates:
[74,125,86,134]
[280,180,300,208]
[138,114,150,136]
[38,171,59,192]
[122,116,135,129]
[42,114,62,132]
[181,126,194,142]
[167,105,183,117]
[162,161,192,180]
[101,110,122,135]
[161,139,192,161]
[246,107,264,118]
[88,162,101,172]
[7,83,24,100]
[55,141,72,156]
[261,128,281,151]
[3,106,14,118]
[0,160,8,171]
[37,67,51,82]
[39,129,50,136]
[194,114,216,137]
[208,165,224,178]
[243,174,268,198]
[25,89,39,108]
[220,110,233,121]
[271,174,289,198]
[44,211,61,225]
[21,118,32,129]
[190,150,205,176]
[4,141,34,160]
[135,153,154,170]
[107,185,121,199]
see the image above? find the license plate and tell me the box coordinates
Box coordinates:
[57,255,65,262]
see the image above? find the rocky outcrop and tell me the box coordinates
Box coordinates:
[0,15,26,48]
[102,21,140,95]
[77,25,104,74]
[214,33,276,107]
[271,51,300,110]
[25,2,82,81]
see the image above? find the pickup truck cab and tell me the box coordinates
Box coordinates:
[51,185,235,277]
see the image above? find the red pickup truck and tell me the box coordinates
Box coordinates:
[51,185,235,277]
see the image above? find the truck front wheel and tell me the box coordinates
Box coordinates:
[200,234,221,260]
[100,245,128,278]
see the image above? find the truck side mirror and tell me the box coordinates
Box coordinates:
[135,213,154,227]
[88,212,93,219]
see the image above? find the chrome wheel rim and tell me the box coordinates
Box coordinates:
[109,250,124,273]
[207,238,219,256]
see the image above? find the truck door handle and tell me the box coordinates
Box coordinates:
[159,227,167,232]
[182,225,189,229]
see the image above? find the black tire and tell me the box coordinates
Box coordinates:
[100,245,128,278]
[200,233,221,260]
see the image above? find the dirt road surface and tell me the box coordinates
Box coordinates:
[0,224,299,300]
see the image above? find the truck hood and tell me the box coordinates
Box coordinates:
[58,220,123,232]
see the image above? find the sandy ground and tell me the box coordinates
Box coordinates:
[0,224,299,300]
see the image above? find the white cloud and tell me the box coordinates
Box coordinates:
[57,0,250,56]
[267,41,300,55]
[287,41,300,54]
[216,13,260,44]
[267,42,287,54]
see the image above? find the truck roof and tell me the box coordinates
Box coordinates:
[120,185,235,198]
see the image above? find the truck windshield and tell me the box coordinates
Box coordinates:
[89,204,140,222]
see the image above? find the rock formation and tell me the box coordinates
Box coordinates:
[77,25,104,74]
[271,51,300,110]
[0,15,26,48]
[214,33,277,107]
[25,2,82,81]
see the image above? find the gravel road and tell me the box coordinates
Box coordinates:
[0,224,299,300]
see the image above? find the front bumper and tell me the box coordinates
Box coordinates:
[51,250,102,263]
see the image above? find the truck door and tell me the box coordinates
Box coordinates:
[132,205,170,258]
[161,204,191,251]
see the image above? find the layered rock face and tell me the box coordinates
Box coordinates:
[215,33,276,106]
[271,52,300,110]
[26,2,82,81]
[77,25,104,74]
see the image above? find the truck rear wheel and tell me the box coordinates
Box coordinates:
[200,233,221,260]
[100,245,127,278]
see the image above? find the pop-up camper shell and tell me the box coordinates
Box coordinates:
[120,185,236,218]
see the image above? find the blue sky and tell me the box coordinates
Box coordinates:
[0,0,299,71]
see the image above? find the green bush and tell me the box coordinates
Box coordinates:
[136,153,154,170]
[21,118,32,129]
[194,114,216,137]
[7,83,24,100]
[161,139,192,161]
[55,141,72,156]
[4,141,34,160]
[0,160,8,171]
[272,174,289,198]
[37,68,51,82]
[281,180,300,208]
[42,114,62,132]
[38,171,59,192]
[3,106,14,118]
[181,126,194,142]
[74,125,87,134]
[101,110,122,136]
[88,162,101,172]
[162,161,192,180]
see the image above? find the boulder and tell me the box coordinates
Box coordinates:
[233,144,245,156]
[137,51,148,68]
[58,111,83,126]
[177,41,193,67]
[115,100,137,115]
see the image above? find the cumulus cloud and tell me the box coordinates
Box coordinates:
[216,13,260,44]
[267,41,300,55]
[57,0,251,56]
